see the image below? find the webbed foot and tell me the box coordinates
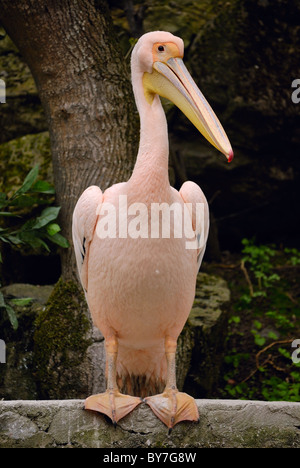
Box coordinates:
[85,389,142,425]
[145,388,199,432]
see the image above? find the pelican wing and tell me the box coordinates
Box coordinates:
[72,185,103,292]
[179,181,209,270]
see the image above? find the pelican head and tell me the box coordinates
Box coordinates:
[132,31,233,162]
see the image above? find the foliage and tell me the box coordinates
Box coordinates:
[0,284,18,330]
[284,248,300,266]
[241,238,280,293]
[0,165,69,329]
[219,239,300,402]
[0,165,69,259]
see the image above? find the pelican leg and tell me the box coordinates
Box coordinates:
[85,336,142,425]
[145,337,199,433]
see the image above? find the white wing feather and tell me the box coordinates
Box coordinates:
[179,181,209,270]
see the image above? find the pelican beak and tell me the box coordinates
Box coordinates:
[143,57,233,162]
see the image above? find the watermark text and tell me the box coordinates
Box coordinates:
[95,195,205,250]
[291,339,300,364]
[291,79,300,104]
[0,79,5,104]
[0,339,6,363]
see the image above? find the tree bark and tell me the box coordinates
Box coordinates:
[0,0,139,281]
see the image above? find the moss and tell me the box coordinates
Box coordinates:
[229,426,300,449]
[33,278,91,399]
[0,26,47,144]
[0,27,37,96]
[0,132,52,196]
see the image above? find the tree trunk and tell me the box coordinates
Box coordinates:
[0,0,139,282]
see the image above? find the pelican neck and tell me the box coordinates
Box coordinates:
[129,72,170,190]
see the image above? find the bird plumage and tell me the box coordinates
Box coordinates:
[72,31,232,429]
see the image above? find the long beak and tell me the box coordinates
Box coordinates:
[143,57,233,162]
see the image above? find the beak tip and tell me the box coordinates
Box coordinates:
[227,149,234,163]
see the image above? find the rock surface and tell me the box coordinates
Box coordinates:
[0,283,54,400]
[0,281,106,401]
[0,28,47,144]
[0,399,299,448]
[179,273,230,396]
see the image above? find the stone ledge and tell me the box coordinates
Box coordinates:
[0,399,299,448]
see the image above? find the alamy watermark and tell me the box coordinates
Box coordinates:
[291,339,300,364]
[0,79,6,104]
[0,339,6,363]
[291,79,300,104]
[95,195,205,250]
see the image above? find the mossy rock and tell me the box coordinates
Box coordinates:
[0,281,105,401]
[0,283,54,400]
[33,278,92,399]
[180,272,230,397]
[0,27,47,144]
[0,131,52,197]
[0,28,36,97]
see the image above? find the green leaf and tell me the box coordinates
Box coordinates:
[18,218,35,231]
[0,292,18,330]
[291,256,300,265]
[9,195,44,208]
[253,291,267,298]
[0,232,23,245]
[240,293,252,304]
[254,335,266,347]
[268,331,279,340]
[36,237,51,252]
[46,232,69,248]
[46,223,61,236]
[18,231,50,252]
[278,347,291,359]
[0,211,20,217]
[10,165,39,200]
[253,320,262,330]
[30,206,61,230]
[5,303,18,330]
[10,297,33,307]
[31,180,55,194]
[5,234,23,245]
[230,315,241,324]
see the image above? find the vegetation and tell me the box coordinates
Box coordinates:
[206,239,300,402]
[0,164,69,256]
[0,166,69,329]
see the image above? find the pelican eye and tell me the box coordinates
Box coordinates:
[158,45,165,52]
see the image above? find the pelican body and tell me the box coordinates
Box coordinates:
[72,31,233,431]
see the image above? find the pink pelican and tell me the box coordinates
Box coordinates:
[72,31,233,432]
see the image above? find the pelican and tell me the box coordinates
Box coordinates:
[72,31,233,432]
